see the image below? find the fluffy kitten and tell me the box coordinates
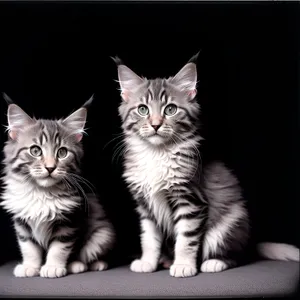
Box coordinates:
[1,95,115,278]
[114,54,299,278]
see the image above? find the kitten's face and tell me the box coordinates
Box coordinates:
[117,57,200,146]
[4,103,87,188]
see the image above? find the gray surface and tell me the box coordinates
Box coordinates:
[0,260,299,298]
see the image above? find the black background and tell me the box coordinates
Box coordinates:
[0,1,299,265]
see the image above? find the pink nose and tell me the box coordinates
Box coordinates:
[151,125,161,131]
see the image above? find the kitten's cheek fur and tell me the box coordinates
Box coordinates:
[14,264,40,277]
[169,263,198,278]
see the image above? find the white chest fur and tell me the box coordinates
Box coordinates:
[1,176,79,247]
[123,137,192,233]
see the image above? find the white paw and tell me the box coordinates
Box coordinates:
[170,263,198,278]
[89,260,108,271]
[67,261,87,274]
[201,259,228,273]
[130,259,157,273]
[40,265,67,278]
[13,264,40,277]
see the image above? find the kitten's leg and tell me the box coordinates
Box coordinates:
[130,207,162,273]
[78,198,116,272]
[201,202,248,273]
[13,220,42,277]
[170,202,204,278]
[40,228,76,278]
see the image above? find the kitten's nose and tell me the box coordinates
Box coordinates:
[151,124,161,131]
[45,167,56,174]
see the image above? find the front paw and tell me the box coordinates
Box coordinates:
[200,259,228,273]
[40,265,67,278]
[170,263,198,278]
[130,259,157,273]
[14,264,40,277]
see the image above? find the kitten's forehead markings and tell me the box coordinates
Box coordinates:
[160,90,168,105]
[147,90,153,104]
[142,96,147,105]
[39,131,48,145]
[54,132,61,145]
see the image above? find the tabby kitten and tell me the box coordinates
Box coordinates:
[114,54,299,278]
[1,95,115,278]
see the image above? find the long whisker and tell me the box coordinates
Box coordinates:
[111,142,127,165]
[103,132,126,150]
[68,173,96,194]
[65,177,89,215]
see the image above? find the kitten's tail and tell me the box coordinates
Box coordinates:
[256,242,299,262]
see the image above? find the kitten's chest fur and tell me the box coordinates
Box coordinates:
[124,138,196,232]
[124,142,186,196]
[1,177,79,247]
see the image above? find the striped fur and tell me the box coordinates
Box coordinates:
[1,99,115,278]
[115,55,299,277]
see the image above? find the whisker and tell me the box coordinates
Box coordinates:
[103,132,126,150]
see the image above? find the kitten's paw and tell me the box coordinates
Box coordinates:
[67,261,87,274]
[14,264,40,277]
[40,265,67,278]
[201,259,228,273]
[130,259,157,273]
[170,263,198,278]
[89,260,108,271]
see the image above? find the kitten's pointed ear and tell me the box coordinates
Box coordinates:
[63,107,87,143]
[7,104,35,140]
[170,52,199,99]
[113,56,144,101]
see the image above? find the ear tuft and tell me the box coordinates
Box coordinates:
[82,94,94,109]
[111,56,124,66]
[188,50,201,64]
[2,93,14,105]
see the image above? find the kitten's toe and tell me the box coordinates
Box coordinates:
[130,259,157,273]
[14,264,40,277]
[170,263,198,277]
[40,265,67,278]
[201,259,228,273]
[89,260,108,271]
[67,261,87,274]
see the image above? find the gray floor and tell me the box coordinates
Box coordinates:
[0,260,299,298]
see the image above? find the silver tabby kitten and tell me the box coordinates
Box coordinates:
[1,96,115,278]
[115,54,299,278]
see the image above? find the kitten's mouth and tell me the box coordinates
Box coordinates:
[148,133,161,138]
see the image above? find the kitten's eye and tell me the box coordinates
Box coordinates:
[164,104,177,116]
[30,145,42,157]
[57,147,68,159]
[138,105,149,116]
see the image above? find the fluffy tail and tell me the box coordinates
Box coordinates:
[257,242,299,262]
